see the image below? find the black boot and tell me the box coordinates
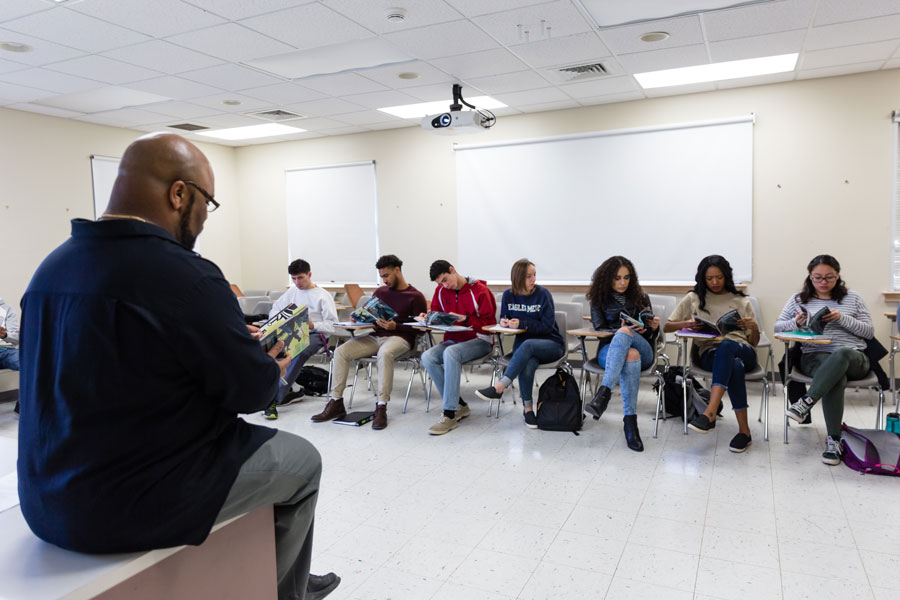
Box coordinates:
[584,385,611,420]
[623,414,643,452]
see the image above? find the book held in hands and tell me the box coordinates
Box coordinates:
[351,297,398,324]
[259,303,310,360]
[691,309,742,336]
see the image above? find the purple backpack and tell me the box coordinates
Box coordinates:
[841,424,900,476]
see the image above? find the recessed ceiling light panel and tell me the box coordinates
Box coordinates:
[379,96,506,119]
[634,53,798,89]
[195,123,306,141]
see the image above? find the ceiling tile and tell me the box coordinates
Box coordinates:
[806,14,900,51]
[715,70,796,89]
[597,15,704,55]
[179,63,285,91]
[0,57,29,75]
[239,4,373,50]
[0,0,51,23]
[0,26,86,66]
[125,75,224,100]
[188,92,276,113]
[5,101,85,117]
[815,0,900,26]
[358,60,454,89]
[365,119,415,130]
[431,47,531,79]
[443,0,550,18]
[340,89,420,109]
[2,9,149,53]
[558,75,638,99]
[886,57,900,68]
[708,29,805,62]
[399,83,467,101]
[318,125,371,136]
[0,67,99,93]
[464,70,551,94]
[703,0,815,41]
[577,90,646,105]
[473,0,594,46]
[191,113,265,128]
[326,0,463,34]
[102,40,223,74]
[180,0,306,21]
[287,116,347,130]
[165,23,295,63]
[383,19,500,59]
[76,107,174,127]
[283,97,369,117]
[296,72,388,96]
[0,81,54,103]
[70,0,227,38]
[797,60,885,80]
[35,86,172,113]
[494,86,571,106]
[138,100,218,119]
[516,99,580,113]
[511,32,611,69]
[46,55,161,85]
[241,81,326,104]
[800,39,898,70]
[332,109,406,125]
[617,43,710,73]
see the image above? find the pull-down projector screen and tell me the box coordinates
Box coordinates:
[455,115,753,283]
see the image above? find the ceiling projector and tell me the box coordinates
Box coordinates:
[421,84,496,135]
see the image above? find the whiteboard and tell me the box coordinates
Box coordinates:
[455,116,754,283]
[285,161,378,283]
[90,155,119,219]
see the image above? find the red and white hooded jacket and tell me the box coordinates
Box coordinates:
[431,277,497,344]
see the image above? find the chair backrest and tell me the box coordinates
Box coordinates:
[554,310,568,351]
[344,283,364,309]
[570,293,589,316]
[268,289,285,301]
[554,301,581,350]
[243,289,268,298]
[237,295,269,315]
[254,300,273,316]
[747,296,771,346]
[493,292,504,320]
[230,284,244,297]
[355,294,371,309]
[648,294,677,350]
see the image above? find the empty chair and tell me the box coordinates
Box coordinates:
[237,295,269,315]
[268,289,285,301]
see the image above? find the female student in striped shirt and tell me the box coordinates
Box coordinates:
[774,254,874,465]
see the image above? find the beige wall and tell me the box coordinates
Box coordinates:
[3,68,898,369]
[0,107,242,311]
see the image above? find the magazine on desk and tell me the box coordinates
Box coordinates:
[350,297,398,324]
[691,310,742,336]
[259,303,310,360]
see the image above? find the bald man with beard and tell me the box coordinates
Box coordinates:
[17,133,338,600]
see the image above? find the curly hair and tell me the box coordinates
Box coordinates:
[693,255,744,313]
[798,254,848,303]
[586,256,646,309]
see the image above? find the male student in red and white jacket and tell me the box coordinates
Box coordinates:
[421,260,497,435]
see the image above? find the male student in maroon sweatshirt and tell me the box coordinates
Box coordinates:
[421,260,496,435]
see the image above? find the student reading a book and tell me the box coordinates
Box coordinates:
[313,255,426,430]
[475,259,565,430]
[422,260,496,435]
[262,259,338,420]
[774,255,874,465]
[664,255,759,452]
[0,294,20,414]
[582,256,659,451]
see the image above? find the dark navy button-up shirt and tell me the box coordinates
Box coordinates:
[18,218,279,552]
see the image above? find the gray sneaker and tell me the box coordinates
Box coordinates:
[822,435,842,465]
[455,404,471,420]
[428,415,459,435]
[786,396,815,423]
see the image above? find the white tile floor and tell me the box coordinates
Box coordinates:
[1,362,898,600]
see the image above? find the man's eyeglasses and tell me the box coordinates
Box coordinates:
[810,275,837,283]
[185,180,220,213]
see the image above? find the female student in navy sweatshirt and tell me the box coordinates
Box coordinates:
[583,256,659,451]
[476,258,565,429]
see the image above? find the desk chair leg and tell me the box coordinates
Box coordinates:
[579,368,588,417]
[876,386,885,430]
[327,356,334,399]
[653,371,664,439]
[681,340,689,435]
[783,377,790,444]
[349,362,361,408]
[365,364,373,391]
[762,378,770,442]
[402,361,417,414]
[425,377,433,412]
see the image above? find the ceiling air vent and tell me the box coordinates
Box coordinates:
[249,109,305,122]
[168,123,208,131]
[556,62,610,82]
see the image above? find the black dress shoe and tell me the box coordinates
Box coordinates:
[307,572,341,600]
[584,385,611,420]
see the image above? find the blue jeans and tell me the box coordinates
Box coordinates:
[422,338,492,411]
[277,334,326,403]
[597,331,654,416]
[500,338,565,406]
[699,339,757,411]
[0,347,19,371]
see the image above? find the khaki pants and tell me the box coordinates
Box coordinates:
[329,335,411,402]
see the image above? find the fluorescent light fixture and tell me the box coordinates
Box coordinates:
[634,53,798,89]
[195,123,306,141]
[378,97,506,119]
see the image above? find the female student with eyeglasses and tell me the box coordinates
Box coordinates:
[774,254,874,465]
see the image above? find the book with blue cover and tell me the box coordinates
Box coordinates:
[350,297,398,324]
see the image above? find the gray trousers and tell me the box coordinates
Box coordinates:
[216,431,322,600]
[801,347,870,439]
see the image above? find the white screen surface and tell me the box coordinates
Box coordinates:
[285,161,378,283]
[455,116,753,283]
[91,155,119,218]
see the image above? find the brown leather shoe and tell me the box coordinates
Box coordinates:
[372,404,388,430]
[311,398,346,422]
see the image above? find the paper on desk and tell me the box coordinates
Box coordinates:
[0,471,19,513]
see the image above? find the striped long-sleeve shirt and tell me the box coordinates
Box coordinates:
[773,290,873,353]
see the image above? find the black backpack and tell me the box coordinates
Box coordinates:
[296,366,329,396]
[536,366,583,433]
[653,367,714,421]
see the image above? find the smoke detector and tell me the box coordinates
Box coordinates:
[385,7,407,23]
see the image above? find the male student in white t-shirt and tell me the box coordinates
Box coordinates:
[263,259,338,419]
